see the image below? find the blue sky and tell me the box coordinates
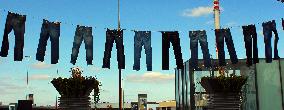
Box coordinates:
[0,0,283,106]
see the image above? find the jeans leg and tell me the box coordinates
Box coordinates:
[282,18,284,30]
[243,28,253,66]
[0,18,13,57]
[50,25,60,64]
[215,30,225,66]
[13,19,25,61]
[162,32,170,70]
[263,27,272,63]
[252,26,259,64]
[143,32,152,71]
[224,29,238,64]
[83,29,93,65]
[102,30,115,68]
[133,32,142,71]
[199,31,211,68]
[272,23,280,59]
[36,24,49,62]
[70,29,83,65]
[171,33,183,70]
[115,30,125,69]
[189,32,198,69]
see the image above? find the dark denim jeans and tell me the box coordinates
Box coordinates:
[102,29,125,69]
[70,25,93,65]
[189,30,211,69]
[282,18,284,30]
[215,29,238,66]
[0,12,26,61]
[133,31,152,71]
[242,25,259,66]
[162,31,183,70]
[262,20,280,63]
[36,19,60,64]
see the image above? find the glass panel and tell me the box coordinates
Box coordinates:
[256,60,283,110]
[281,59,284,105]
[241,65,257,110]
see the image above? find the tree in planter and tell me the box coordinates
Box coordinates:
[200,64,247,110]
[51,67,101,110]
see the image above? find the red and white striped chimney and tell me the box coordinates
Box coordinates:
[214,0,220,29]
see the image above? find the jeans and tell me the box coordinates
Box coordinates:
[102,29,125,69]
[189,30,211,69]
[242,25,259,66]
[262,20,280,63]
[133,31,152,71]
[36,19,60,64]
[162,31,184,70]
[215,29,238,66]
[0,12,26,61]
[282,18,284,30]
[70,25,93,65]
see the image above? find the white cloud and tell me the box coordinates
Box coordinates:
[30,74,51,80]
[0,77,26,94]
[206,20,214,25]
[126,72,175,83]
[88,66,106,73]
[182,6,213,17]
[31,62,53,69]
[224,22,238,28]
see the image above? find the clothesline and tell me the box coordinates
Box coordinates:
[1,9,283,33]
[0,9,283,71]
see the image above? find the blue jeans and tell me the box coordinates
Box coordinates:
[242,25,259,66]
[133,31,152,71]
[189,30,211,69]
[162,31,184,70]
[36,19,60,64]
[102,29,125,69]
[70,25,93,65]
[215,29,238,66]
[0,12,26,61]
[262,20,280,63]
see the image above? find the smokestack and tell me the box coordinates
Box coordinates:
[214,0,220,29]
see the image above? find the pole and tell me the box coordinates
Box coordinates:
[118,0,120,30]
[118,0,122,110]
[119,69,122,110]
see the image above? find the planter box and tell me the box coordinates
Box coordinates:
[201,76,247,110]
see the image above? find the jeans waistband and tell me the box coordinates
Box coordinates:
[107,29,123,35]
[43,19,60,27]
[8,11,26,18]
[134,31,151,33]
[189,30,206,33]
[215,28,230,32]
[76,25,92,30]
[262,20,276,26]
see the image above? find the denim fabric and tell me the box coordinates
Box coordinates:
[215,29,238,66]
[262,20,280,63]
[133,31,152,71]
[162,31,183,70]
[36,19,60,64]
[0,12,26,61]
[242,25,259,66]
[282,18,284,30]
[189,30,211,69]
[70,25,93,65]
[102,29,125,69]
